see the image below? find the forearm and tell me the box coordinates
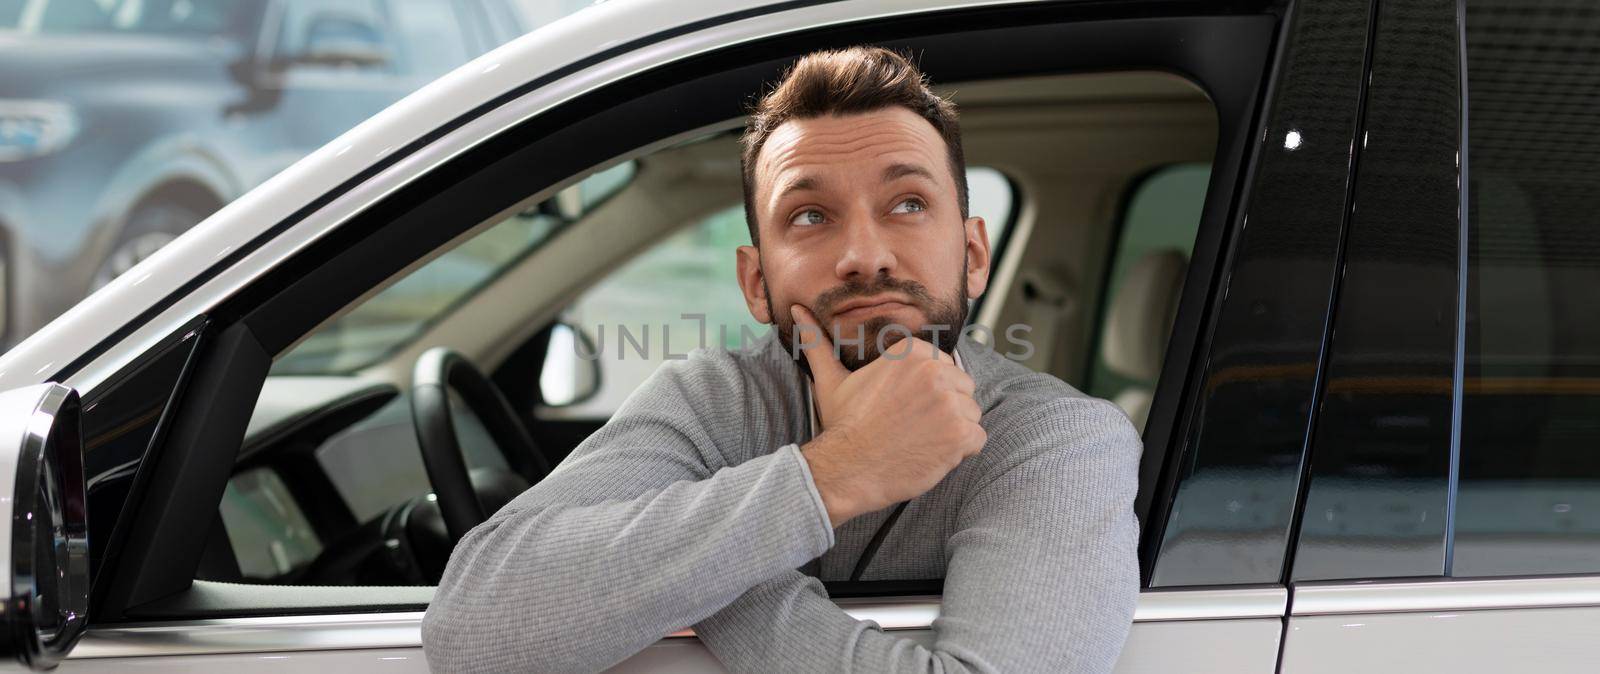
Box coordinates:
[697,399,1143,674]
[423,443,835,673]
[695,570,998,674]
[695,510,1137,674]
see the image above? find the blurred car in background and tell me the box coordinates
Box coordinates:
[0,0,552,348]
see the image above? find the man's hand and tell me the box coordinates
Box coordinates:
[791,305,986,527]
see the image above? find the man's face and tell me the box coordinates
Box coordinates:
[736,106,991,371]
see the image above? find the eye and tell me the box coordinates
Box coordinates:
[890,197,927,215]
[790,209,826,226]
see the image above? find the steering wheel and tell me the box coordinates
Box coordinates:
[410,347,551,543]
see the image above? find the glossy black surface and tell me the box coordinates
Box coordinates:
[80,318,205,585]
[1291,0,1462,581]
[1150,0,1375,586]
[1454,0,1600,577]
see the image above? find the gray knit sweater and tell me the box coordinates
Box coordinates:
[422,331,1142,673]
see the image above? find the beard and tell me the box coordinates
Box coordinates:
[767,262,969,373]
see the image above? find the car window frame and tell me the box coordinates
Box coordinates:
[1143,0,1378,589]
[75,4,1284,625]
[1285,0,1462,584]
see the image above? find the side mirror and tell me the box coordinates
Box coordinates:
[0,384,88,670]
[290,13,391,69]
[538,323,601,407]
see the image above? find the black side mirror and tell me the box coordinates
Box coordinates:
[0,384,89,670]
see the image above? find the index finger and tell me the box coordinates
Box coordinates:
[790,304,849,390]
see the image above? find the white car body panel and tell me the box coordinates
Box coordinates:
[1280,575,1600,674]
[49,620,1290,674]
[1282,606,1600,673]
[1117,619,1282,674]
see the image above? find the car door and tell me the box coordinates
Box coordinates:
[0,1,1368,671]
[1279,0,1600,671]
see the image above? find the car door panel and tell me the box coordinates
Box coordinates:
[1282,607,1600,674]
[1282,576,1600,674]
[54,590,1284,672]
[1118,619,1282,674]
[1114,587,1286,673]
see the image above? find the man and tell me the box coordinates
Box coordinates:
[423,46,1141,673]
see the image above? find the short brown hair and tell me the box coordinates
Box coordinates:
[739,46,968,245]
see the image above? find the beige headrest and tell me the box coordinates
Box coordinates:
[1101,249,1187,381]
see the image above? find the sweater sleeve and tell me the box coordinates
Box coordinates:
[692,397,1142,673]
[421,355,836,674]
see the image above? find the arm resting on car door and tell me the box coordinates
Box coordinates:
[422,354,837,674]
[694,398,1143,673]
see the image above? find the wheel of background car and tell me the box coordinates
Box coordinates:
[410,346,550,542]
[90,198,211,289]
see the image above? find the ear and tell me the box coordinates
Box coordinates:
[736,244,774,324]
[963,216,991,299]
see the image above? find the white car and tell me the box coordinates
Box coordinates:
[0,0,1595,671]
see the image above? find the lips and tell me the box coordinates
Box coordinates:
[829,296,913,320]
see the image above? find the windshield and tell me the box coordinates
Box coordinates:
[271,161,638,375]
[0,0,249,36]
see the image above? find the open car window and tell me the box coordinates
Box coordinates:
[62,4,1283,636]
[211,68,1220,592]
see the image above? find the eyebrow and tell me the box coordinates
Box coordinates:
[881,162,936,185]
[776,175,822,202]
[775,162,937,202]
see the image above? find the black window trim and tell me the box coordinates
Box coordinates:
[1284,0,1463,583]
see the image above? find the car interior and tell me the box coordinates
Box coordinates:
[196,69,1219,588]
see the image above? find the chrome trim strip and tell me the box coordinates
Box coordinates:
[70,586,1292,659]
[68,611,428,660]
[1292,575,1600,616]
[1132,586,1287,621]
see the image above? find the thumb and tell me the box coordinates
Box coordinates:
[790,304,848,391]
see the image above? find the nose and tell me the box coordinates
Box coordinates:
[833,215,897,281]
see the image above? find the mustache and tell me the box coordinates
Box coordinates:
[812,274,937,323]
